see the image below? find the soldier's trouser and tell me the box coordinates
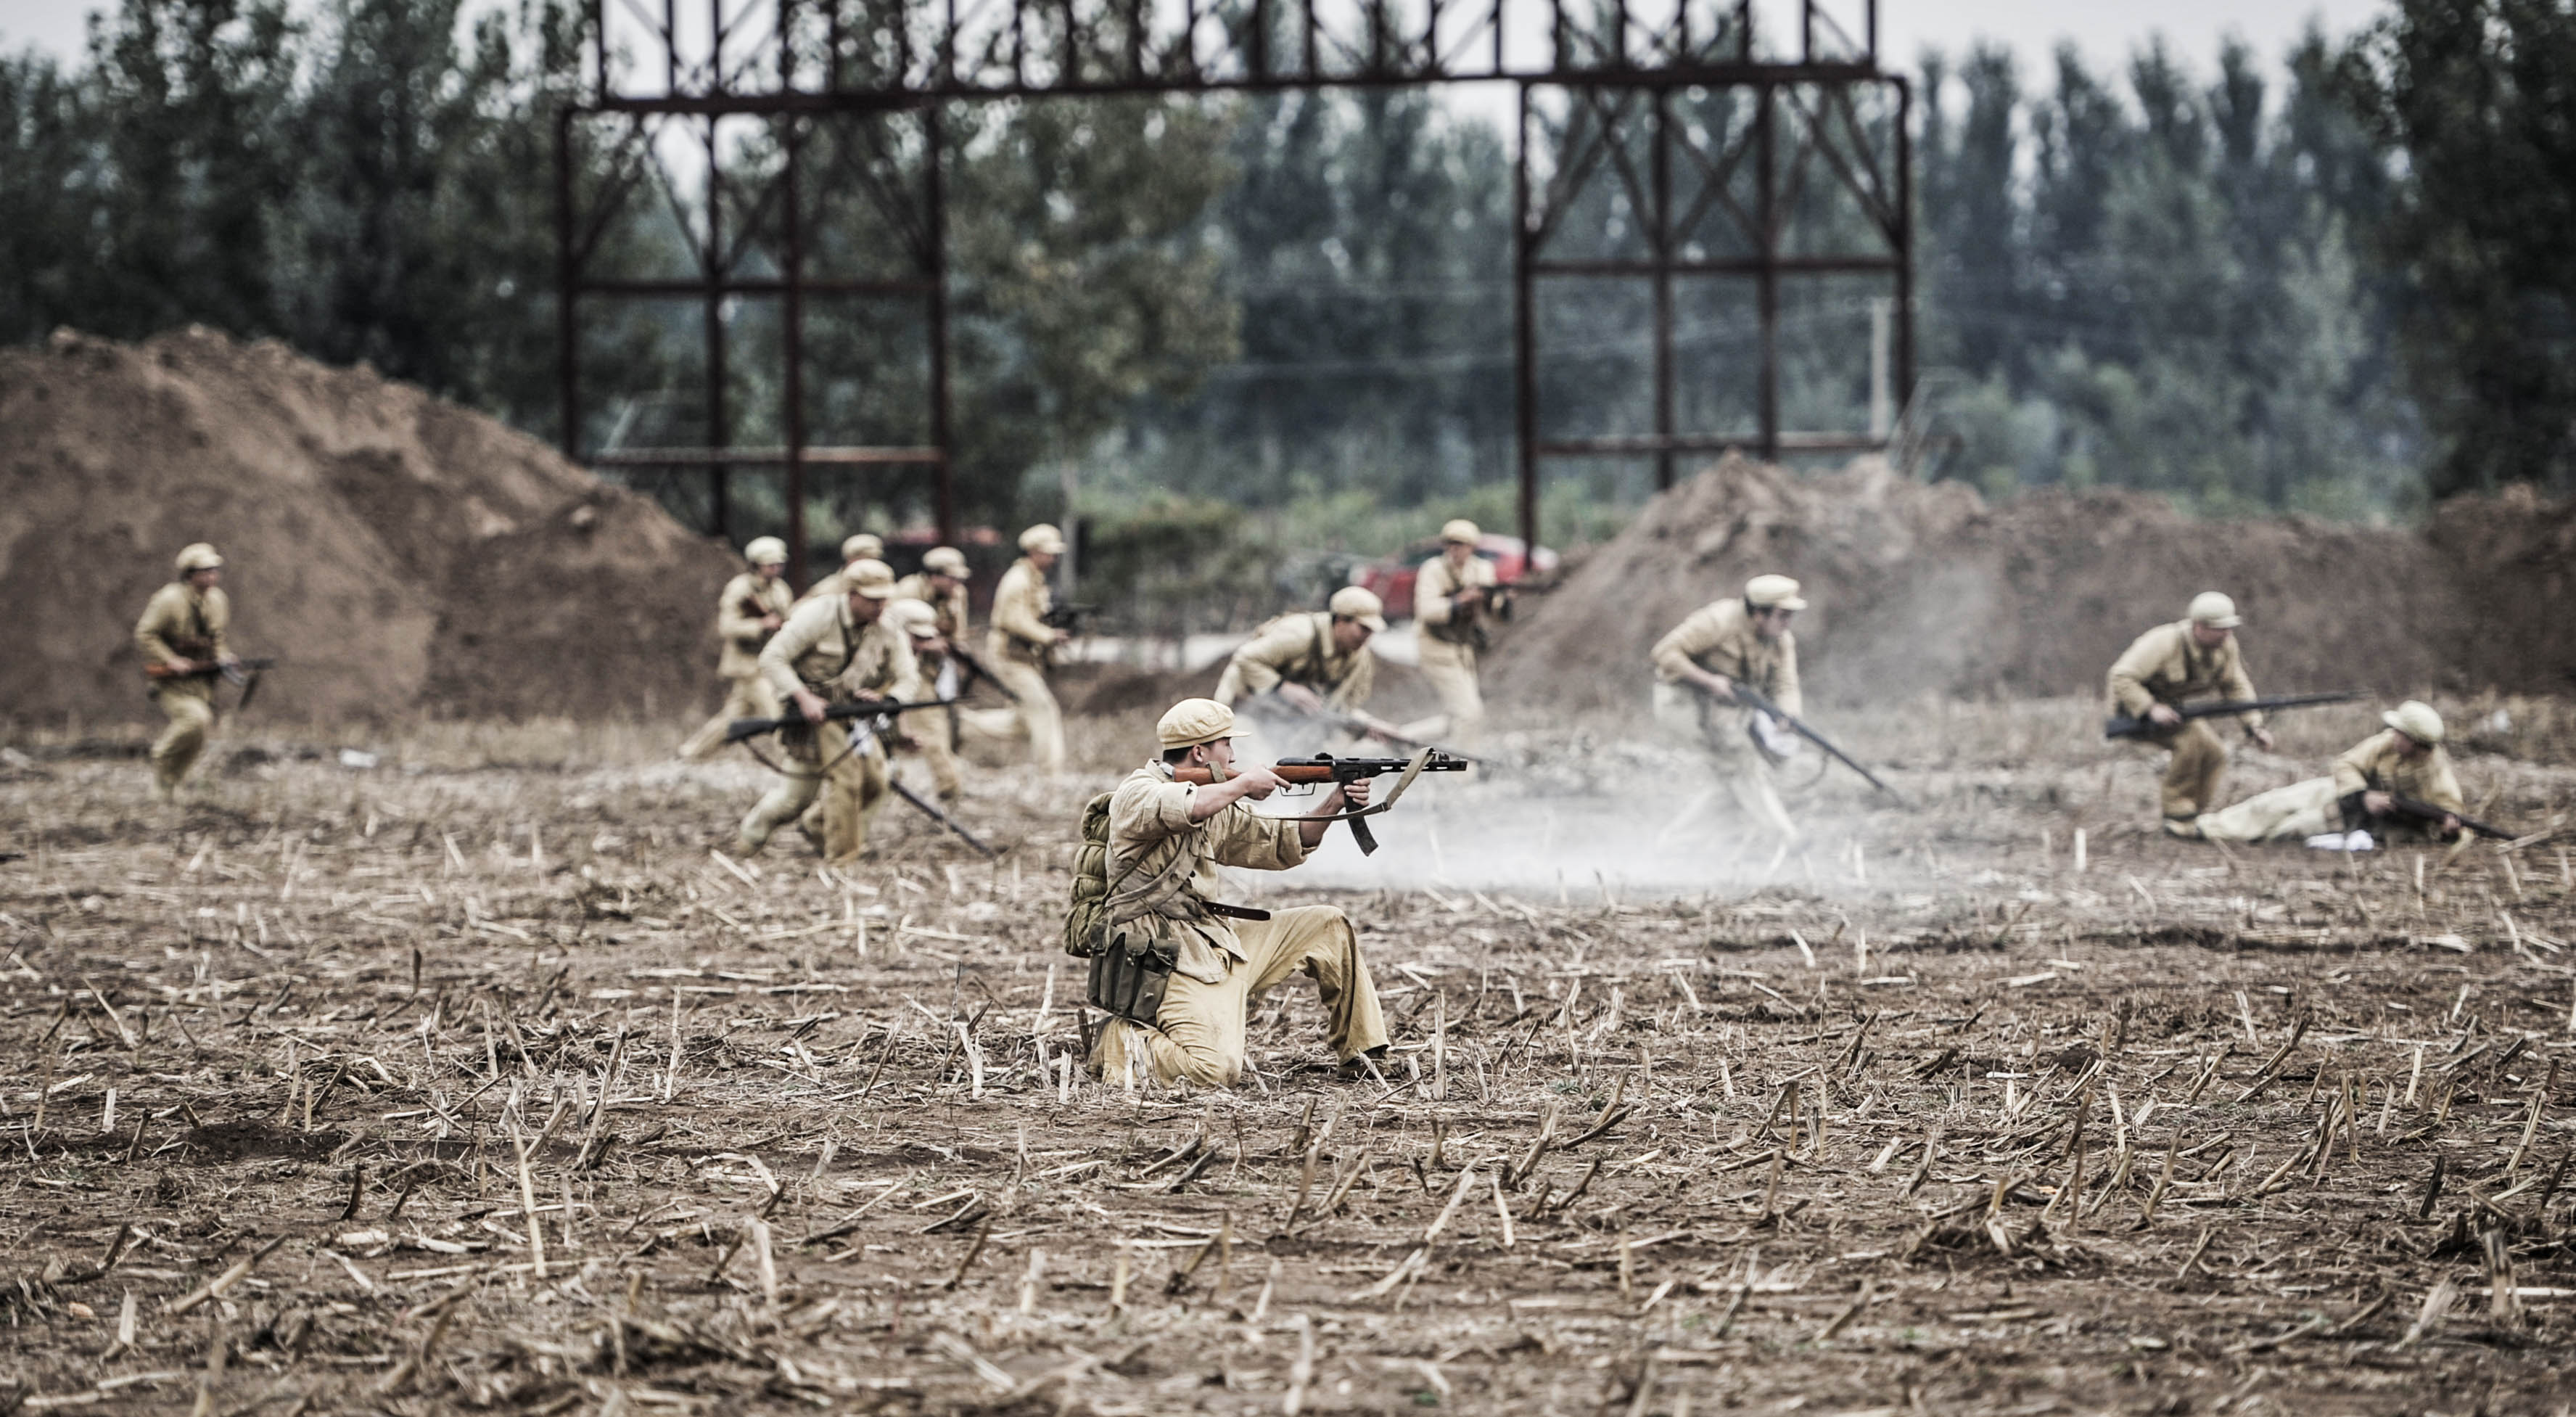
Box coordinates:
[912,705,965,800]
[985,657,1066,773]
[738,723,889,864]
[2149,720,2229,821]
[149,689,215,800]
[1090,905,1388,1088]
[1652,683,1796,842]
[1412,638,1484,749]
[676,673,782,761]
[2194,776,2339,845]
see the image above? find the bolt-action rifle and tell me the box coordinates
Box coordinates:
[2343,791,2511,842]
[1171,750,1468,855]
[1707,681,1906,803]
[722,696,953,745]
[2102,691,2361,741]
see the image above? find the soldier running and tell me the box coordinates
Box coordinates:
[1412,519,1499,749]
[2193,700,2464,845]
[797,533,886,604]
[677,535,796,760]
[984,524,1070,774]
[1085,699,1391,1088]
[2107,592,2276,837]
[882,596,966,803]
[1650,574,1807,842]
[1211,586,1407,750]
[738,559,921,865]
[133,543,238,802]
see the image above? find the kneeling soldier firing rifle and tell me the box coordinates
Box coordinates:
[1068,699,1461,1088]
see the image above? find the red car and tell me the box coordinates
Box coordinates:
[1351,533,1558,621]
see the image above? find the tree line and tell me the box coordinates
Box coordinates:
[1,0,2568,537]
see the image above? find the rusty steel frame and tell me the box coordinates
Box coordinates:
[556,0,1908,577]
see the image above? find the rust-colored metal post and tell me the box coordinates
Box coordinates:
[556,107,580,461]
[1652,85,1674,490]
[1755,80,1779,462]
[927,104,958,545]
[703,117,731,541]
[783,117,809,589]
[1513,81,1539,557]
[1893,73,1915,421]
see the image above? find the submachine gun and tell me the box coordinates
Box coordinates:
[1040,603,1099,633]
[1716,682,1907,804]
[147,657,279,712]
[724,696,998,857]
[1172,751,1470,855]
[2102,691,2361,741]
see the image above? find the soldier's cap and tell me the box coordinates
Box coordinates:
[922,546,969,576]
[843,559,898,599]
[1157,697,1236,749]
[1745,574,1807,611]
[175,542,224,573]
[1328,585,1388,632]
[1020,523,1068,556]
[2188,591,2242,628]
[885,597,939,638]
[742,535,789,567]
[840,533,884,564]
[2384,699,2445,745]
[1439,518,1481,545]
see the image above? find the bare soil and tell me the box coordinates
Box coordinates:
[1,699,2573,1415]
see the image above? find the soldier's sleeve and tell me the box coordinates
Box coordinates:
[992,564,1054,645]
[883,631,925,704]
[1650,607,1715,682]
[1110,773,1198,845]
[2419,754,2467,816]
[205,588,231,660]
[760,600,829,700]
[715,575,767,644]
[1208,800,1311,871]
[133,586,186,668]
[1332,646,1376,710]
[2105,627,2166,716]
[2223,641,2263,731]
[2329,733,2383,799]
[1219,621,1299,700]
[1773,636,1803,718]
[1415,559,1456,627]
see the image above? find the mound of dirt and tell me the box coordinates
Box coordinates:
[0,328,737,726]
[1489,453,2561,715]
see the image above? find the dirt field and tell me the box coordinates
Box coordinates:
[3,697,2573,1416]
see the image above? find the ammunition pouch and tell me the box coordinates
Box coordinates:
[1087,931,1176,1024]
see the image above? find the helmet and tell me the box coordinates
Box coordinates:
[175,543,224,573]
[1328,586,1388,632]
[1020,523,1067,556]
[922,546,969,577]
[1745,574,1807,611]
[840,533,884,564]
[2383,700,2445,745]
[844,559,897,599]
[1439,519,1481,545]
[1156,698,1236,749]
[742,535,788,567]
[2187,591,2242,628]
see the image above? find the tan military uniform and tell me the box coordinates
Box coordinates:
[678,572,797,760]
[1649,599,1801,839]
[984,556,1066,773]
[1212,612,1377,710]
[1414,551,1498,746]
[2196,730,2466,844]
[890,574,970,800]
[1087,763,1388,1087]
[2107,620,2263,821]
[738,597,923,863]
[134,582,231,799]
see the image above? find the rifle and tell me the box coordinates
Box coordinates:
[1717,682,1907,804]
[2103,691,2362,741]
[2348,791,2511,842]
[148,657,277,712]
[1040,602,1100,633]
[886,779,998,858]
[945,644,1018,702]
[723,696,954,745]
[1172,750,1469,855]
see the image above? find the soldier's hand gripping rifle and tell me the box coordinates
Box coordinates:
[1719,682,1908,804]
[1172,750,1469,855]
[2102,691,2362,741]
[147,657,279,712]
[2342,790,2512,842]
[721,696,956,745]
[1040,603,1100,633]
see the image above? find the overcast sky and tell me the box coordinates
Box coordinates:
[2,0,2385,98]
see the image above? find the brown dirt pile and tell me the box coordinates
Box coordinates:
[1491,453,2564,715]
[0,328,736,726]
